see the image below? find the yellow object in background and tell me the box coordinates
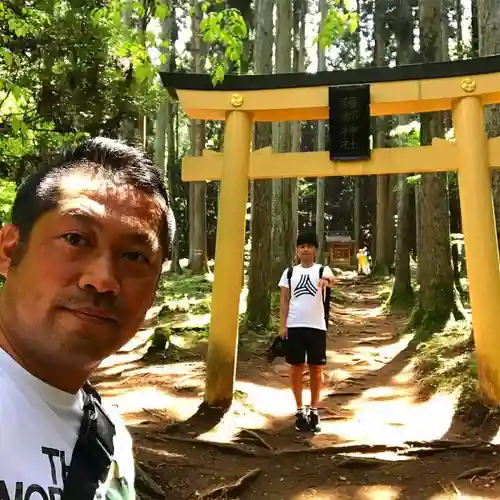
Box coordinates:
[357,248,371,275]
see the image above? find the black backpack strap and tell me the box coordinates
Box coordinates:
[286,267,293,297]
[62,383,116,500]
[319,265,325,302]
[319,266,331,325]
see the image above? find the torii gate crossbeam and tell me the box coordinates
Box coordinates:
[161,56,500,408]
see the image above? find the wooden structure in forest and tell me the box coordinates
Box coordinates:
[162,56,500,407]
[325,231,355,265]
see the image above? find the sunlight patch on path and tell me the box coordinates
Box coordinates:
[356,485,401,500]
[197,403,269,442]
[487,426,500,445]
[291,485,402,500]
[99,361,206,424]
[429,494,496,499]
[234,380,296,417]
[320,370,460,445]
[105,385,199,424]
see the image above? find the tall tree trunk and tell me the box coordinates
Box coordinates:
[167,100,182,273]
[119,0,139,142]
[471,0,480,57]
[189,2,208,274]
[372,0,391,275]
[154,1,180,272]
[478,0,500,241]
[412,0,465,334]
[272,0,294,276]
[386,175,397,270]
[389,0,415,305]
[456,0,464,58]
[353,0,362,258]
[246,0,274,328]
[316,0,328,263]
[138,5,149,149]
[389,175,414,306]
[290,0,305,243]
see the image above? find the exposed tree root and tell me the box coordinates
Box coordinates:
[135,462,168,500]
[239,428,274,451]
[144,431,500,462]
[142,407,169,421]
[321,414,349,421]
[327,391,361,397]
[275,443,407,456]
[400,442,500,457]
[337,457,386,468]
[191,468,262,499]
[275,440,500,457]
[144,432,270,457]
[405,439,479,448]
[457,466,495,480]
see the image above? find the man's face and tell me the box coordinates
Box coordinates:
[297,243,316,262]
[0,171,165,372]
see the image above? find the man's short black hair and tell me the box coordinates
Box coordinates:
[11,137,175,258]
[296,231,318,248]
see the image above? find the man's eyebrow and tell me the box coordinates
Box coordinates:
[60,209,99,226]
[124,231,156,248]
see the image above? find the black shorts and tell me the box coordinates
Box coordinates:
[286,327,327,366]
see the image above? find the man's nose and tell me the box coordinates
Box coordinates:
[77,252,120,295]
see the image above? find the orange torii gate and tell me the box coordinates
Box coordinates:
[161,56,500,408]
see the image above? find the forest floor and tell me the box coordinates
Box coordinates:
[92,272,500,500]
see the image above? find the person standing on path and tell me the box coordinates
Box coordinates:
[0,137,174,499]
[278,231,334,433]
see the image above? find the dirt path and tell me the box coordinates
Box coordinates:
[94,275,500,500]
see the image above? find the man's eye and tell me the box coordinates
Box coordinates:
[123,251,150,264]
[62,233,88,247]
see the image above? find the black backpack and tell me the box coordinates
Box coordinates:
[266,335,288,362]
[287,265,332,327]
[61,383,116,500]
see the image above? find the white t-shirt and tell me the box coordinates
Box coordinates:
[0,347,135,500]
[278,263,334,331]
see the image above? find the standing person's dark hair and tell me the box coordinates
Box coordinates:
[296,231,319,249]
[0,137,174,499]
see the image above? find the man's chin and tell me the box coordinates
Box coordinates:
[59,341,118,371]
[53,325,120,363]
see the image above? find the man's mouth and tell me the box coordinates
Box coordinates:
[64,307,118,323]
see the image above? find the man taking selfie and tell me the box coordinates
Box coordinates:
[0,137,174,499]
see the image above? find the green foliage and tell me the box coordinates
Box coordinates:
[390,124,420,148]
[155,271,213,309]
[0,0,248,178]
[200,7,248,84]
[147,272,213,357]
[388,123,422,186]
[0,178,16,224]
[0,0,162,177]
[317,2,359,50]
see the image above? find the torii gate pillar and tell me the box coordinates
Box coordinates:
[454,96,500,402]
[205,110,252,407]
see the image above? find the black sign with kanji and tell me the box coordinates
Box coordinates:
[328,84,371,161]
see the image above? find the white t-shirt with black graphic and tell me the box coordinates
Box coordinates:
[278,263,334,331]
[0,347,135,500]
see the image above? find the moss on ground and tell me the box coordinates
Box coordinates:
[413,319,478,404]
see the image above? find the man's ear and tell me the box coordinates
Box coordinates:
[0,224,21,277]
